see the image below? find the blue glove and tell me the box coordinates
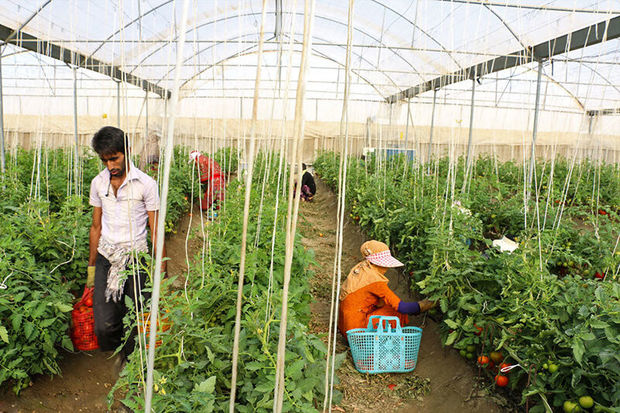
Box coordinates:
[397,301,420,315]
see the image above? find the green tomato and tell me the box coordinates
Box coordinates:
[548,363,559,373]
[542,363,548,370]
[466,345,476,353]
[563,401,581,413]
[578,396,594,409]
[459,350,467,357]
[466,353,474,360]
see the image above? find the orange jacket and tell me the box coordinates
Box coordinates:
[338,261,407,337]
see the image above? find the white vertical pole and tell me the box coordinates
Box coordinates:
[73,66,79,195]
[0,54,6,176]
[145,89,149,140]
[404,98,410,150]
[117,80,121,129]
[528,60,544,188]
[144,0,191,411]
[427,88,437,165]
[462,79,476,191]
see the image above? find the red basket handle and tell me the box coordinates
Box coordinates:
[74,287,94,310]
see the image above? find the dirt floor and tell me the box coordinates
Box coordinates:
[0,351,121,413]
[300,178,514,413]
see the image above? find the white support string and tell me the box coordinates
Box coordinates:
[324,1,354,411]
[229,1,268,411]
[144,0,191,411]
[273,0,316,411]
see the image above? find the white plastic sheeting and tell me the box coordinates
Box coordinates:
[0,1,619,150]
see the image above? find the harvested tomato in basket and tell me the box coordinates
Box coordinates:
[71,287,98,351]
[138,310,172,348]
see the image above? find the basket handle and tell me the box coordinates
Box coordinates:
[74,287,94,310]
[367,316,402,333]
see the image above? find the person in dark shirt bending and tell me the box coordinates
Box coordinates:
[300,163,316,201]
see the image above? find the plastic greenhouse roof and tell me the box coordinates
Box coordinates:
[1,0,619,113]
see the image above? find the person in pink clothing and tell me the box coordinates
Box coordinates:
[188,151,225,210]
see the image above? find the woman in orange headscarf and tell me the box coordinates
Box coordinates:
[338,240,435,339]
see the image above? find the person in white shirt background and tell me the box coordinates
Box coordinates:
[86,126,166,361]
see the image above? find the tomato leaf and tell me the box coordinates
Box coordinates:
[572,338,585,365]
[194,376,216,393]
[445,330,458,346]
[0,326,9,344]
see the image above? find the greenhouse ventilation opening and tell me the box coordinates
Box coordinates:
[0,1,618,413]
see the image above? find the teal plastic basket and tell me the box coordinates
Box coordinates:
[347,316,422,374]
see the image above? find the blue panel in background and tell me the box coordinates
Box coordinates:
[382,148,416,162]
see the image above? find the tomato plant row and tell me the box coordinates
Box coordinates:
[112,152,335,412]
[314,152,619,413]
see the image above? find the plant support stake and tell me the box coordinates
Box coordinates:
[144,0,191,411]
[427,88,437,165]
[0,54,5,176]
[462,78,476,192]
[528,59,543,188]
[72,66,79,195]
[117,80,121,129]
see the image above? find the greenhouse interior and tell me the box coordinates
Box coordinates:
[0,1,618,412]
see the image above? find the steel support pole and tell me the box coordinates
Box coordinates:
[116,80,121,129]
[72,66,79,195]
[388,103,393,145]
[588,114,594,159]
[145,89,149,139]
[463,79,476,182]
[404,98,410,150]
[528,60,543,188]
[0,55,5,176]
[427,88,437,165]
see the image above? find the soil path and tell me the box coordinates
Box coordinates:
[300,178,511,413]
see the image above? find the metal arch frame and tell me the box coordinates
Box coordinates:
[178,45,388,101]
[76,0,451,82]
[0,23,170,98]
[85,0,174,61]
[466,61,587,110]
[386,16,620,104]
[367,0,463,71]
[124,10,424,86]
[483,4,528,50]
[158,29,401,97]
[285,32,401,91]
[138,27,402,97]
[1,0,53,46]
[432,0,620,15]
[481,2,588,110]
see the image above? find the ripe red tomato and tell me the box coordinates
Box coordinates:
[474,324,483,336]
[85,298,93,307]
[495,375,509,387]
[595,272,605,280]
[477,356,490,365]
[499,362,511,372]
[599,209,607,215]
